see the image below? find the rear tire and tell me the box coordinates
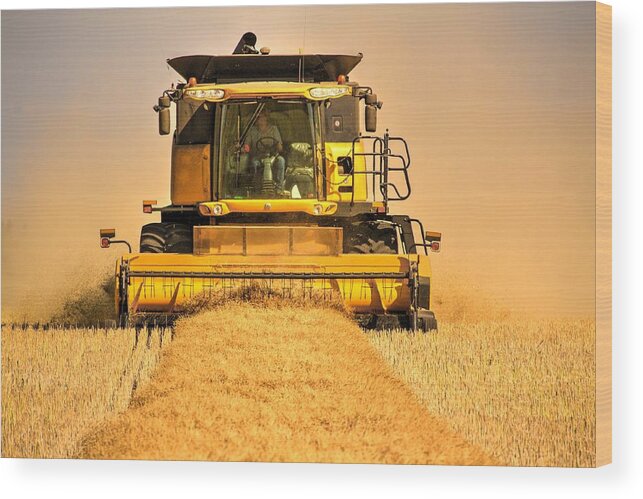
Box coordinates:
[140,223,193,253]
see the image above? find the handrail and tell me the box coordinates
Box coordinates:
[349,131,412,206]
[406,218,429,255]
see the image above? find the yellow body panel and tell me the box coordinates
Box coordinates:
[193,225,343,256]
[199,199,337,216]
[171,143,211,205]
[118,253,430,316]
[325,142,368,203]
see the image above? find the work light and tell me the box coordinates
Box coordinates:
[309,87,349,99]
[184,88,226,100]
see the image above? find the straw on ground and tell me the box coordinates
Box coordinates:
[79,303,492,465]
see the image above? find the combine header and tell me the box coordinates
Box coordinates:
[100,33,441,331]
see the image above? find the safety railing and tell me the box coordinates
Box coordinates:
[406,218,429,255]
[349,130,412,206]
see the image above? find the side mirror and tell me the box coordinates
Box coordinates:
[155,95,172,136]
[365,106,377,133]
[158,95,171,108]
[365,93,379,133]
[159,107,171,135]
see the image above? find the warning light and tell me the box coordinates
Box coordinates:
[100,228,116,238]
[98,228,132,253]
[142,200,157,213]
[425,230,442,253]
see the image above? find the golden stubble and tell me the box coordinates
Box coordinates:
[368,319,596,467]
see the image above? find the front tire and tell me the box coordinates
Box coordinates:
[345,221,398,254]
[140,223,193,253]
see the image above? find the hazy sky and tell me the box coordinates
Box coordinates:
[1,3,598,318]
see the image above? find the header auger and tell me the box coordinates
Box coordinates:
[100,33,441,331]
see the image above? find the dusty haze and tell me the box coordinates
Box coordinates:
[1,3,597,319]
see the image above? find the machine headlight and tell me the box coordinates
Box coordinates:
[198,203,227,216]
[309,87,349,99]
[184,88,226,100]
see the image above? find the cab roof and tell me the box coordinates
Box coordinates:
[167,54,363,84]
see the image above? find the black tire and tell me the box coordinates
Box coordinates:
[165,223,193,253]
[140,223,166,253]
[140,223,193,254]
[345,221,397,254]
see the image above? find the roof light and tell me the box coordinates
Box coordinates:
[309,87,349,99]
[184,88,226,100]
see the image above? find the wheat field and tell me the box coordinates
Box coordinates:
[368,320,595,467]
[1,325,170,458]
[1,280,595,466]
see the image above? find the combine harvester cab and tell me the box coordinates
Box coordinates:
[100,33,441,331]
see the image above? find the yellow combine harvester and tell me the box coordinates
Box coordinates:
[100,33,441,331]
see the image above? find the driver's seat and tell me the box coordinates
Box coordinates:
[285,143,315,198]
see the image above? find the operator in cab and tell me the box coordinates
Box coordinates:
[242,109,286,192]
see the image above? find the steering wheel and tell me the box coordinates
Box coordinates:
[255,136,279,155]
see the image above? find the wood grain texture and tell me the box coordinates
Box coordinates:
[595,1,612,467]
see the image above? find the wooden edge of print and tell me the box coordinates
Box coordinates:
[595,1,612,467]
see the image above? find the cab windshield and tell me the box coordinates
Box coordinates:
[219,99,320,200]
